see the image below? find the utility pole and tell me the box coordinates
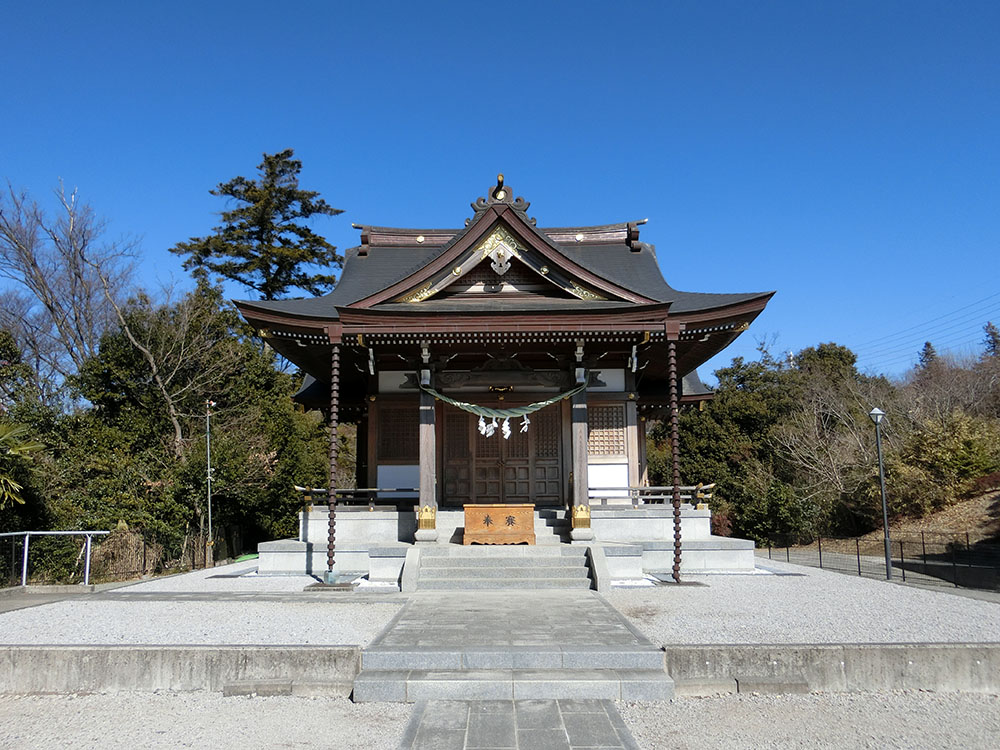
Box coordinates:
[206,399,216,568]
[869,408,892,580]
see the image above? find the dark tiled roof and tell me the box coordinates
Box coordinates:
[557,241,769,312]
[681,369,714,398]
[236,243,441,319]
[236,230,771,319]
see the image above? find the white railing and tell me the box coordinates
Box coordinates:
[0,530,110,586]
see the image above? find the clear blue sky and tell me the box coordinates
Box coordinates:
[3,1,998,381]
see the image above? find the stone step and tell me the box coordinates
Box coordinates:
[420,544,587,558]
[362,647,665,671]
[420,555,584,568]
[352,668,674,702]
[419,566,591,579]
[417,578,593,590]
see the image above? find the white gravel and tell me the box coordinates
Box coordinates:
[105,560,321,593]
[0,693,410,750]
[0,561,403,646]
[607,560,1000,645]
[0,599,400,645]
[619,691,1000,749]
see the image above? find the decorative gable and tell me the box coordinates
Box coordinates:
[394,223,607,304]
[351,176,659,309]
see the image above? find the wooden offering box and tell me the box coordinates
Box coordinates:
[463,504,536,545]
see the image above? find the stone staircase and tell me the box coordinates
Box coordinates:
[353,590,674,703]
[416,545,592,591]
[353,645,674,702]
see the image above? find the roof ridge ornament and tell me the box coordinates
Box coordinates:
[471,173,532,215]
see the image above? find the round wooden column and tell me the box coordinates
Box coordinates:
[668,340,682,582]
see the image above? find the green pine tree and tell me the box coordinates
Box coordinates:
[170,149,343,299]
[983,321,1000,358]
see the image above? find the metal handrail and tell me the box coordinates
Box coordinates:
[1,530,110,586]
[588,484,715,506]
[293,486,420,511]
[292,484,715,509]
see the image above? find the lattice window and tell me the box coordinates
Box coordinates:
[377,405,418,461]
[460,263,537,288]
[534,406,560,458]
[475,422,500,459]
[588,404,626,456]
[445,411,469,459]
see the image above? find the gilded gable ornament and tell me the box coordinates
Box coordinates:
[476,225,524,277]
[570,282,606,301]
[400,282,434,303]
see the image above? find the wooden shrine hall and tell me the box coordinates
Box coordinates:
[237,176,772,586]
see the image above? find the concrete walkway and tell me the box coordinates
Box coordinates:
[400,699,640,750]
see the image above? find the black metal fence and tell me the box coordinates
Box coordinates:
[761,531,1000,591]
[1,530,213,588]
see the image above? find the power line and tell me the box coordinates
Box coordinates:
[859,333,987,372]
[852,300,1000,356]
[853,313,1000,360]
[851,290,1000,349]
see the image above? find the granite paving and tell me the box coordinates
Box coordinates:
[370,590,653,651]
[400,699,640,750]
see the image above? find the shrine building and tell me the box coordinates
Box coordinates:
[236,176,772,587]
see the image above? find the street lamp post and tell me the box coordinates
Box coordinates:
[869,407,892,580]
[206,399,216,568]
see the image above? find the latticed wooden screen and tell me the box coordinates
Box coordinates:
[459,263,537,288]
[377,405,418,461]
[587,404,627,456]
[445,411,469,458]
[534,406,560,458]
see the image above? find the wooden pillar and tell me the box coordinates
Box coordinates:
[415,387,438,542]
[570,385,594,541]
[326,344,340,576]
[668,340,682,582]
[625,373,640,489]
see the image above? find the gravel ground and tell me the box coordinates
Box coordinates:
[106,560,321,593]
[0,561,403,646]
[607,559,1000,644]
[618,691,1000,749]
[0,599,401,645]
[0,693,410,750]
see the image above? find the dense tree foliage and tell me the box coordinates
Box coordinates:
[169,150,343,300]
[0,183,346,581]
[25,283,331,552]
[649,334,1000,544]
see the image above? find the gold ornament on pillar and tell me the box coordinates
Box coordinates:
[571,504,591,529]
[418,505,437,530]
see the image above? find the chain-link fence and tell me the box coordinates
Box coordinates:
[760,531,1000,591]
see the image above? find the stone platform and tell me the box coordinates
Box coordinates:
[257,504,756,583]
[354,590,673,703]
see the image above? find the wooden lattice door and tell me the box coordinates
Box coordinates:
[442,404,562,506]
